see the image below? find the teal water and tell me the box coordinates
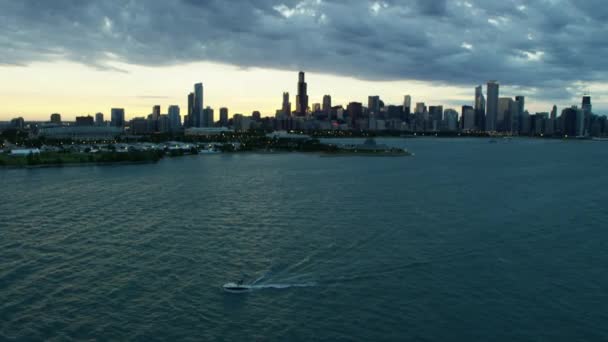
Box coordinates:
[1,138,607,341]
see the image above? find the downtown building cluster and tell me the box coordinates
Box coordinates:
[4,71,608,139]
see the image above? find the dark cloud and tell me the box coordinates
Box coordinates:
[0,0,606,102]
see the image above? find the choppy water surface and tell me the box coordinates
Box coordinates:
[1,138,608,340]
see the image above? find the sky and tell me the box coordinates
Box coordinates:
[1,0,607,121]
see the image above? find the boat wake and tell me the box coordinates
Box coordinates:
[249,282,317,290]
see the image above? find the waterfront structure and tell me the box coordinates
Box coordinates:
[111,108,125,128]
[168,105,181,131]
[50,113,62,124]
[486,81,499,131]
[296,71,308,116]
[95,112,104,126]
[219,107,229,126]
[38,126,123,140]
[185,127,232,136]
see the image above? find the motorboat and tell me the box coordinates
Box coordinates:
[223,282,252,293]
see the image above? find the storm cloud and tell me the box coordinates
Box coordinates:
[1,0,606,97]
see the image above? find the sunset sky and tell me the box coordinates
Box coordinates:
[1,0,606,121]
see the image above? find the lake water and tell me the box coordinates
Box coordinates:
[1,137,607,341]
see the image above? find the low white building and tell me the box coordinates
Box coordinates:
[10,148,41,156]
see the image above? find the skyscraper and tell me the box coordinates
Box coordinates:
[111,108,125,128]
[282,92,291,116]
[322,95,332,116]
[582,96,592,115]
[368,96,381,116]
[193,83,204,127]
[403,95,412,115]
[203,106,214,127]
[95,112,104,126]
[168,105,181,130]
[219,107,229,126]
[582,95,592,135]
[486,81,499,131]
[187,92,194,127]
[152,105,161,121]
[474,86,486,130]
[514,96,525,133]
[497,97,514,132]
[551,105,558,120]
[296,71,308,116]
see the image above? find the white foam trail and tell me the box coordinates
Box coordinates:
[250,282,317,290]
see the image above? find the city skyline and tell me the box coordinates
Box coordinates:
[2,1,608,120]
[0,62,603,122]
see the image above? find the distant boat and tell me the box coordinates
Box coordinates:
[489,139,498,144]
[592,137,608,141]
[223,281,251,293]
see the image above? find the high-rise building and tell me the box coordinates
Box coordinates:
[368,96,381,116]
[486,81,499,131]
[75,115,94,126]
[193,83,204,127]
[296,71,308,116]
[462,106,476,131]
[347,102,363,127]
[219,107,229,126]
[582,96,592,135]
[497,97,513,132]
[551,105,558,120]
[282,92,291,116]
[152,105,161,121]
[187,92,194,127]
[111,108,125,128]
[429,105,443,131]
[403,95,412,115]
[444,109,459,132]
[50,113,61,124]
[95,112,104,126]
[168,105,181,130]
[582,96,592,115]
[513,96,525,134]
[252,110,261,121]
[475,86,486,130]
[203,106,214,127]
[322,95,332,116]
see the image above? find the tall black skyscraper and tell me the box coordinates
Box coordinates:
[219,107,229,126]
[296,71,308,116]
[187,92,194,127]
[282,92,291,116]
[582,96,592,114]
